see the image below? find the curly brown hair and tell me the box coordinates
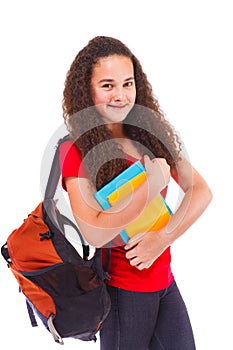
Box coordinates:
[62,36,182,190]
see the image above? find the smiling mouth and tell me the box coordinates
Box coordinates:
[108,104,128,109]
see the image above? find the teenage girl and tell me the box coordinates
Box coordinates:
[59,36,212,350]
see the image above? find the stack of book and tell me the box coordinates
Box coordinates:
[94,160,172,244]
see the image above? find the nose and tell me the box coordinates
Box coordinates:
[112,86,125,102]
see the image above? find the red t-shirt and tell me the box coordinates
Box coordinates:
[59,140,174,292]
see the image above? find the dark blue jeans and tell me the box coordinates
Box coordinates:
[100,281,196,350]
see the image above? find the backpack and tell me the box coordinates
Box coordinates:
[1,135,111,345]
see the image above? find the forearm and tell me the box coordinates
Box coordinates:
[124,173,213,270]
[68,176,163,247]
[163,176,212,246]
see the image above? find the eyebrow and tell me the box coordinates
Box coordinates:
[98,77,135,84]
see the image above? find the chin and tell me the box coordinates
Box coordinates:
[103,113,128,125]
[102,106,133,124]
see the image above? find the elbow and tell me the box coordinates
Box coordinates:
[196,180,213,210]
[207,184,213,200]
[80,229,111,249]
[205,185,213,207]
[72,216,108,248]
[201,175,213,205]
[94,242,106,249]
[84,237,109,249]
[193,170,213,208]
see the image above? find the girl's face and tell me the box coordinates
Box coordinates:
[90,55,136,124]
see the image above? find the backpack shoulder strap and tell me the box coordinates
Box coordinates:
[43,135,93,261]
[44,134,71,200]
[44,134,111,270]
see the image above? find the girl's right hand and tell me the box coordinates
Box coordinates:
[144,155,170,197]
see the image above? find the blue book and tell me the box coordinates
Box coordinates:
[93,160,145,210]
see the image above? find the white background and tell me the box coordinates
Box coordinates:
[0,1,232,349]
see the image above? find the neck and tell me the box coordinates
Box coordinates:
[107,123,126,138]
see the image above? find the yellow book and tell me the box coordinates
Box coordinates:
[107,171,147,207]
[120,194,172,243]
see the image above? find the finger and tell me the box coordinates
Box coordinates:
[129,257,142,267]
[136,263,145,270]
[124,232,145,250]
[136,261,152,270]
[144,154,150,164]
[143,154,153,171]
[125,248,137,259]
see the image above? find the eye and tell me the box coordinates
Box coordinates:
[124,81,134,88]
[101,83,113,89]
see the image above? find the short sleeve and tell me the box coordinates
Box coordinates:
[59,141,88,191]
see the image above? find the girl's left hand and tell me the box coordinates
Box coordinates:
[124,230,170,270]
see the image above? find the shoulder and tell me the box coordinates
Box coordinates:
[59,140,81,159]
[59,140,88,189]
[59,140,83,168]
